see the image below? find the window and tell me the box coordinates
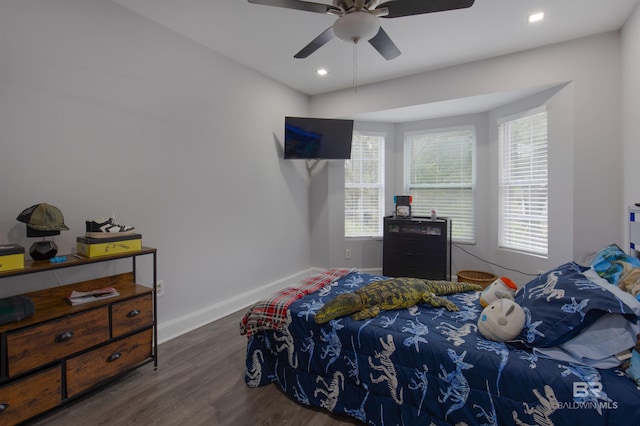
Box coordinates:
[498,108,548,256]
[405,127,476,243]
[345,132,385,237]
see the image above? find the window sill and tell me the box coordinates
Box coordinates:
[345,236,383,241]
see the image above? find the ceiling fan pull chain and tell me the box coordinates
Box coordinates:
[353,41,358,92]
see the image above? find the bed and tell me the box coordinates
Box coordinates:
[241,252,640,425]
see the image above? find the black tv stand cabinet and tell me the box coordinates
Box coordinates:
[383,216,451,280]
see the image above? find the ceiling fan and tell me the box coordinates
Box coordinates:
[248,0,475,60]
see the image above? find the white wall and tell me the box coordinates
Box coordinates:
[309,32,624,285]
[622,2,640,246]
[0,0,311,342]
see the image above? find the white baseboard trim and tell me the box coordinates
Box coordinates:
[157,268,315,344]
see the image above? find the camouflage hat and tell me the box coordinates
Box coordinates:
[17,203,69,231]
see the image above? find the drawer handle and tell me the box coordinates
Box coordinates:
[55,331,74,342]
[0,403,8,412]
[127,309,140,318]
[107,352,122,363]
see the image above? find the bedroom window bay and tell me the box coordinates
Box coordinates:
[404,127,476,243]
[498,108,548,257]
[345,132,385,238]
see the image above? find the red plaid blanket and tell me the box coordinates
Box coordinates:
[240,268,354,337]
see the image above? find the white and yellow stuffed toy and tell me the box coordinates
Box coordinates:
[477,299,526,342]
[479,277,518,308]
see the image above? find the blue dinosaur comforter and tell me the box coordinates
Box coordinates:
[244,272,640,425]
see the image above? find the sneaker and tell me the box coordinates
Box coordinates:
[86,217,136,238]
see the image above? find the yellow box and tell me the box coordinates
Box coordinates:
[0,244,25,272]
[76,234,142,258]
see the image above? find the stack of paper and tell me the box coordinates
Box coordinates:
[66,287,120,305]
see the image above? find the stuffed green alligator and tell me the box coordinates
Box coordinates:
[314,277,482,324]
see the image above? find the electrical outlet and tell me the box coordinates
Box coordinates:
[345,249,352,259]
[156,280,165,297]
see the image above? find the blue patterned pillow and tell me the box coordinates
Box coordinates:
[514,262,637,348]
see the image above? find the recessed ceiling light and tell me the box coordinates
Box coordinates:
[529,12,544,23]
[316,69,328,76]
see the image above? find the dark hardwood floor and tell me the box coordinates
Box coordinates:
[26,309,362,426]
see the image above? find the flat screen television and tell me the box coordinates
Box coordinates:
[284,116,354,160]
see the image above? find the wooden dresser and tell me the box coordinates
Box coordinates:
[0,248,157,425]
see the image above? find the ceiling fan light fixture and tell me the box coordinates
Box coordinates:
[333,11,380,43]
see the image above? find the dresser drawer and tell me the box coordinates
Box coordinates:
[384,253,446,278]
[0,366,61,425]
[385,234,445,252]
[112,294,153,337]
[7,307,110,377]
[66,328,152,398]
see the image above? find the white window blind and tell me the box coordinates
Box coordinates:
[498,109,548,256]
[345,132,385,237]
[405,127,475,243]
